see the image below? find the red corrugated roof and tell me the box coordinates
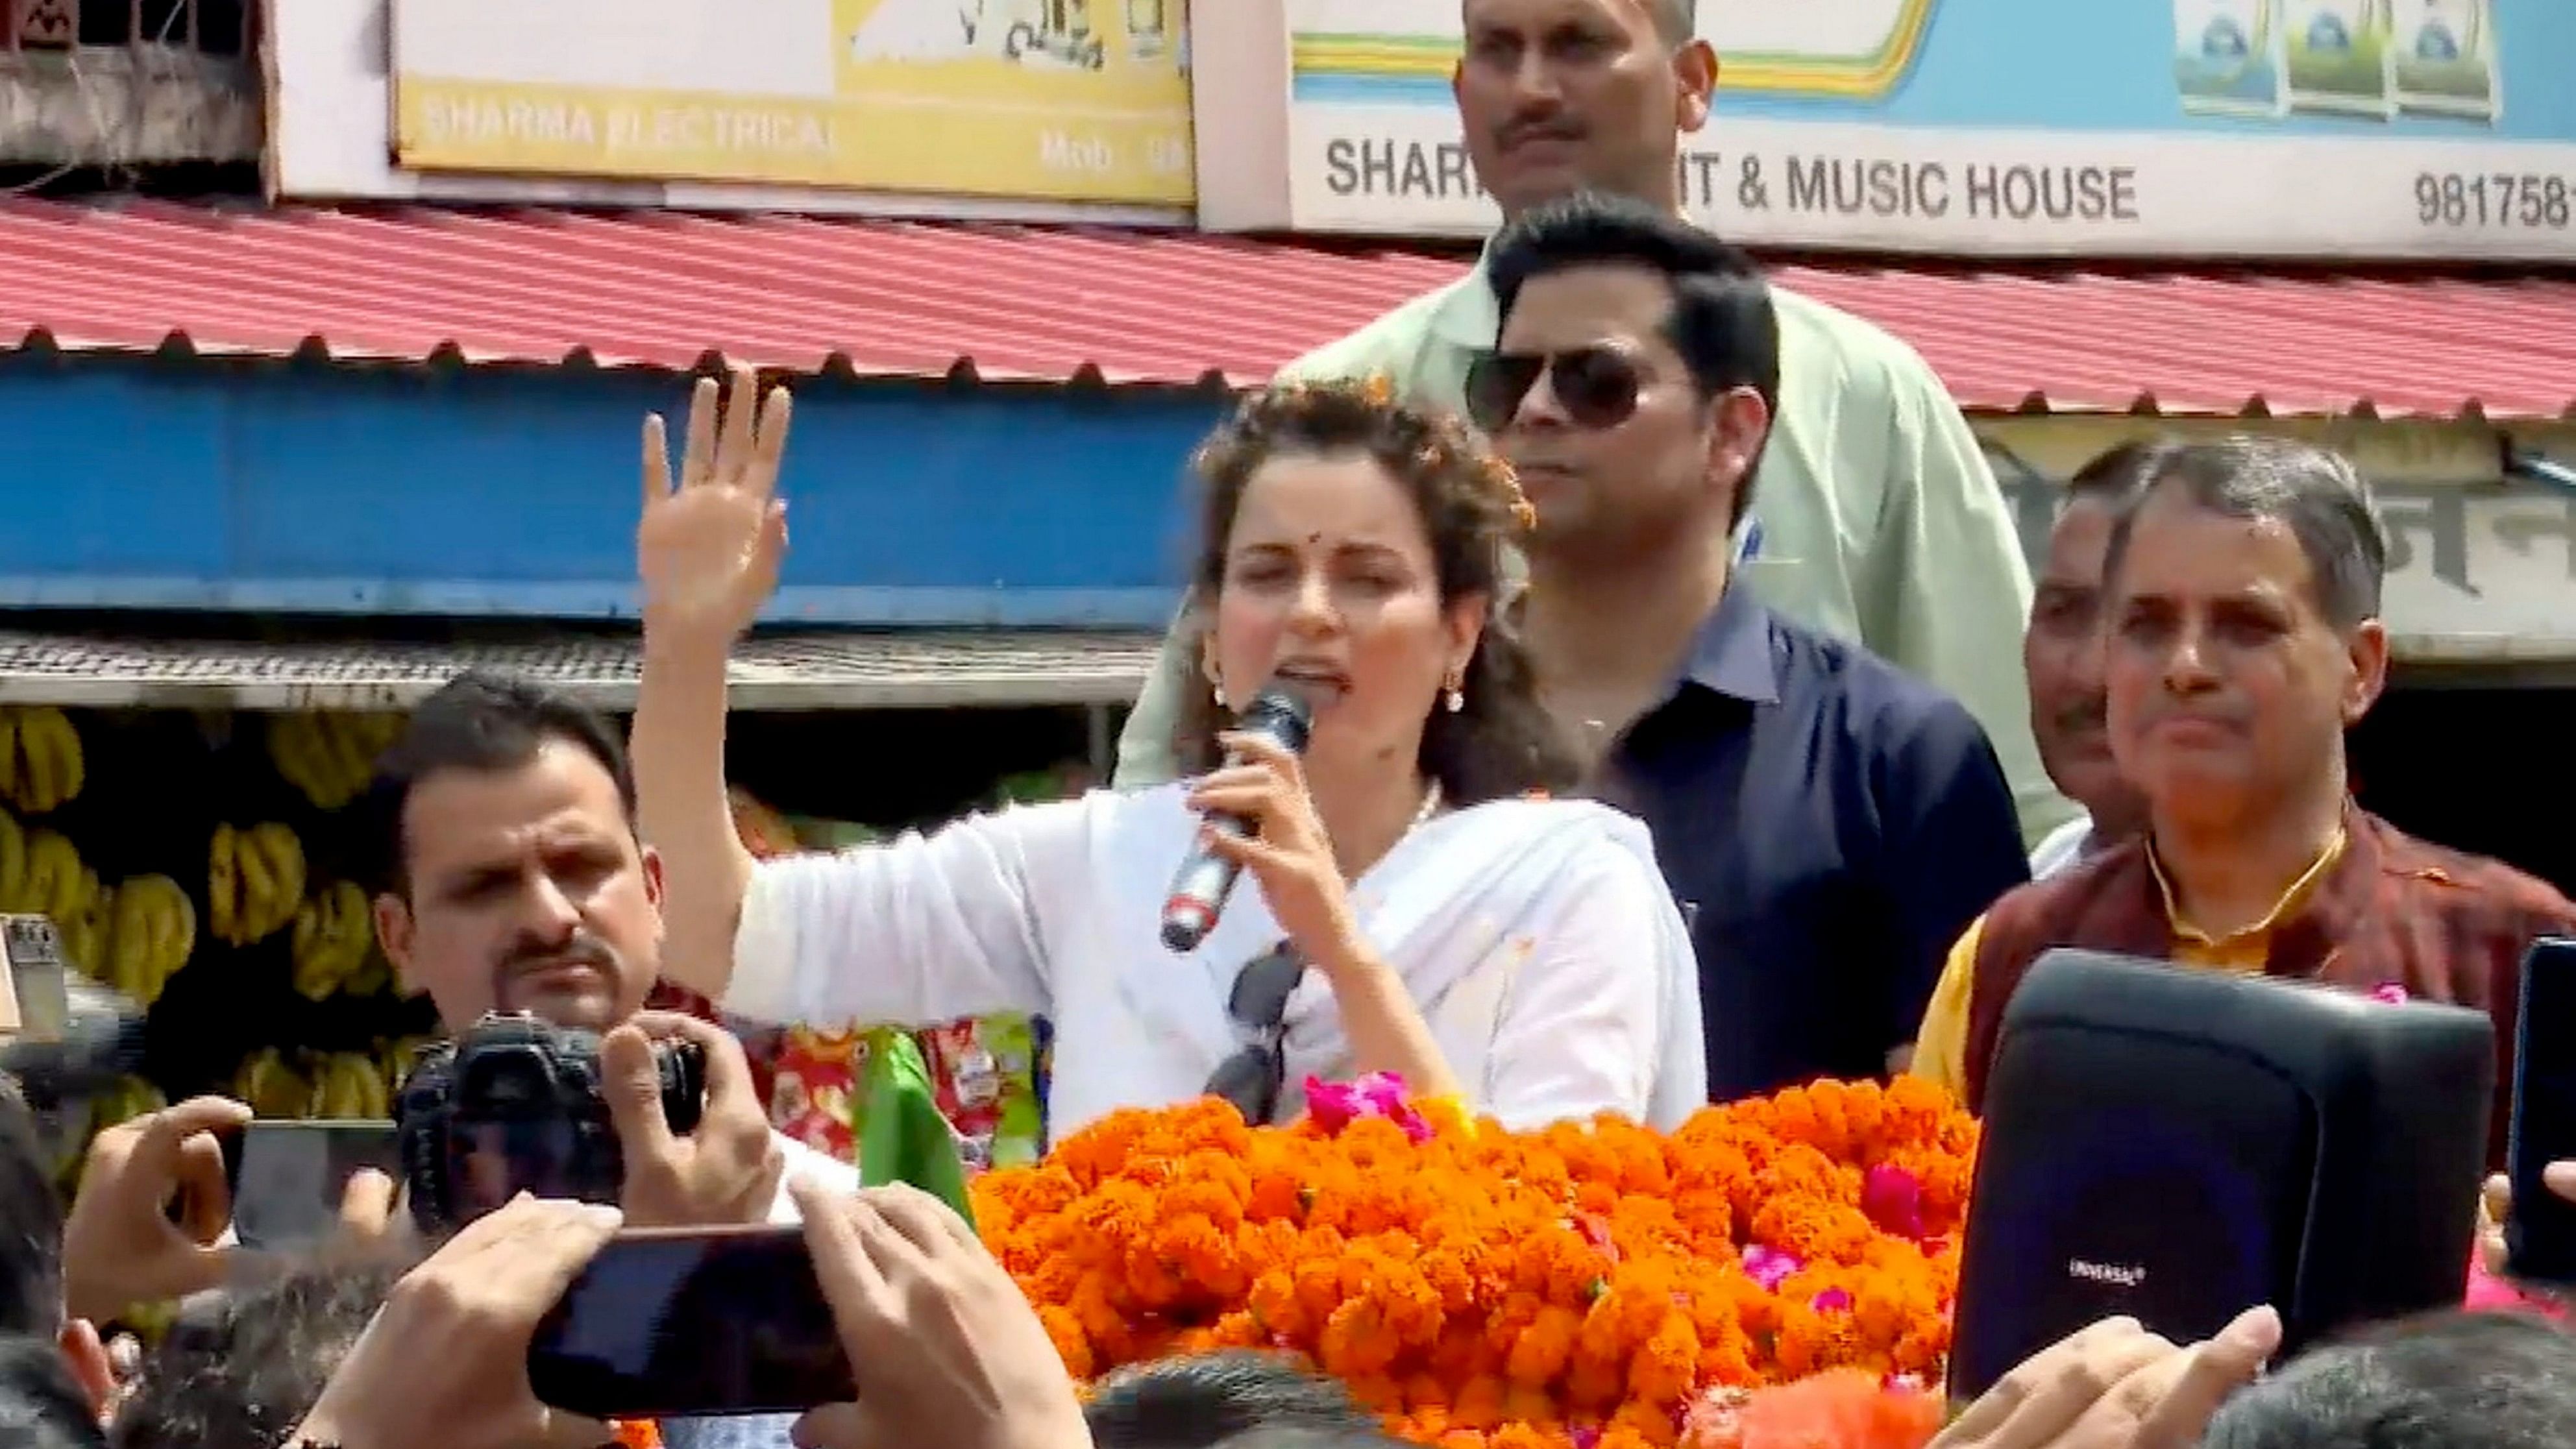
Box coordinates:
[1,197,2571,418]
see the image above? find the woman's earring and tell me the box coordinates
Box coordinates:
[1443,670,1466,714]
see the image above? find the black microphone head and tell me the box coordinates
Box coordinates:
[1242,685,1315,753]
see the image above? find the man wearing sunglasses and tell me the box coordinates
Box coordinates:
[1480,191,2031,1103]
[1114,0,2070,860]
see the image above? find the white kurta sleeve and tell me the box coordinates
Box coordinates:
[720,796,1096,1030]
[1478,840,1707,1132]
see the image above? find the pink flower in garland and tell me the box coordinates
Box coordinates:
[2371,984,2410,1005]
[1743,1245,1801,1292]
[1811,1288,1854,1313]
[1303,1072,1434,1143]
[1861,1164,1928,1241]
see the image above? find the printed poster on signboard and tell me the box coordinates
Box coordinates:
[388,0,1195,205]
[1228,0,2565,260]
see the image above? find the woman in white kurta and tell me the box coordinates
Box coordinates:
[630,369,1706,1136]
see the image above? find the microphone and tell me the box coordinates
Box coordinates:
[1161,684,1315,953]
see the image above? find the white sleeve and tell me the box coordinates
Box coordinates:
[720,797,1094,1030]
[1478,841,1703,1131]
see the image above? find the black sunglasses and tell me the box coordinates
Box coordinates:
[1202,942,1305,1126]
[1463,345,1646,433]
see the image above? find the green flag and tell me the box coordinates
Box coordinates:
[856,1029,977,1230]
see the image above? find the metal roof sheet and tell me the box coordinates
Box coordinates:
[2,198,2573,417]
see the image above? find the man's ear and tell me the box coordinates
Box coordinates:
[1673,38,1717,132]
[57,1318,114,1422]
[373,892,419,997]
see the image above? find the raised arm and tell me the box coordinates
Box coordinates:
[631,367,794,1003]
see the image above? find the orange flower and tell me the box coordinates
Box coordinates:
[974,1080,1975,1449]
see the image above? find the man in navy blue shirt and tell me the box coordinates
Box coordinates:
[1475,193,2031,1101]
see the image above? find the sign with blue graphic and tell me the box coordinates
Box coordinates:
[1207,0,2576,259]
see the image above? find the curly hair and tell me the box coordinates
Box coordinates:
[1172,378,1580,806]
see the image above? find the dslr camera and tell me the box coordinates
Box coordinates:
[398,1011,706,1236]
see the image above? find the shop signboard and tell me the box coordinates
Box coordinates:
[1980,417,2576,657]
[380,0,1195,206]
[1193,0,2576,260]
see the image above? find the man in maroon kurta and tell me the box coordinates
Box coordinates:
[1908,437,2576,1166]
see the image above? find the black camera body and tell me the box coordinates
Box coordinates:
[399,1012,706,1236]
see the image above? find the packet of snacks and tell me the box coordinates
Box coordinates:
[913,1014,1047,1171]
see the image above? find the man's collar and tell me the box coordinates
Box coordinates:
[1678,583,1780,705]
[1432,253,1499,347]
[2146,822,2348,947]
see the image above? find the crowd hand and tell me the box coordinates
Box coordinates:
[1931,1308,2280,1449]
[605,1011,783,1228]
[288,1195,622,1449]
[2479,1161,2576,1277]
[790,1181,1092,1449]
[60,1095,249,1323]
[640,361,794,646]
[1185,730,1365,972]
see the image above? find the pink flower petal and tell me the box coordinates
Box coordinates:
[1304,1075,1364,1133]
[1861,1163,1928,1240]
[2371,984,2410,1005]
[1811,1288,1854,1312]
[1743,1245,1801,1291]
[1353,1071,1411,1112]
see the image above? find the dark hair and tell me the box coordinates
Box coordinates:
[0,1081,62,1339]
[1174,381,1582,805]
[0,1334,103,1449]
[2104,436,2387,629]
[1085,1352,1379,1449]
[2200,1309,2576,1448]
[362,670,635,894]
[1486,191,1780,522]
[109,1263,400,1449]
[2064,437,2179,509]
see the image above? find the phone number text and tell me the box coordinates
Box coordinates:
[2416,172,2575,229]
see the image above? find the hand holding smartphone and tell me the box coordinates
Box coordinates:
[2507,938,2576,1283]
[225,1120,404,1252]
[526,1226,855,1419]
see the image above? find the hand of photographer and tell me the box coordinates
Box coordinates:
[1930,1308,2278,1449]
[606,1011,782,1228]
[60,1095,248,1322]
[2480,1162,2576,1278]
[288,1195,621,1449]
[790,1181,1091,1449]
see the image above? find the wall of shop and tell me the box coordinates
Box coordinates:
[0,353,1225,627]
[8,351,2572,661]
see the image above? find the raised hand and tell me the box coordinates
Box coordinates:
[640,362,794,646]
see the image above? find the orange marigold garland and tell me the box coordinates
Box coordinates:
[970,1075,1974,1449]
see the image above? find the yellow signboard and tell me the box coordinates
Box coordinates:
[390,0,1194,206]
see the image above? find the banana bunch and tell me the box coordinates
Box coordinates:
[233,1049,313,1119]
[0,814,93,920]
[104,875,197,1006]
[290,881,379,1001]
[380,1036,434,1099]
[0,707,84,815]
[269,712,402,812]
[92,1076,166,1134]
[313,1053,391,1119]
[232,1048,395,1119]
[209,822,304,947]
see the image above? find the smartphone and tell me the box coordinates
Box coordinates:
[224,1120,402,1252]
[2508,938,2576,1282]
[528,1226,855,1419]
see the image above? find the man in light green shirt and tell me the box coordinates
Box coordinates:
[1114,0,2071,847]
